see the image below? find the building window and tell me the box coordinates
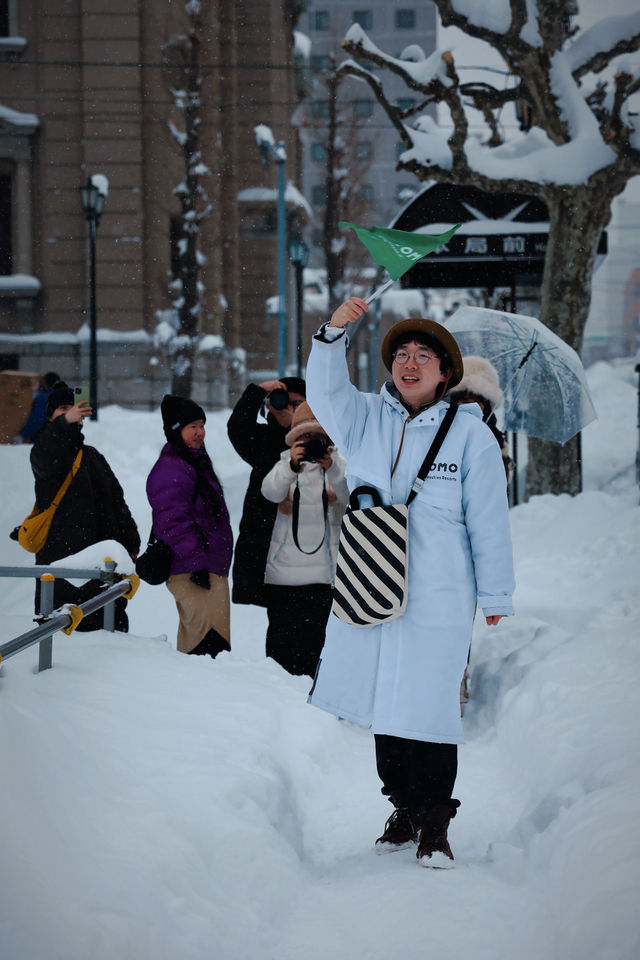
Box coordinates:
[396,140,407,158]
[311,142,327,162]
[397,97,416,112]
[0,173,12,274]
[353,99,373,118]
[396,9,416,29]
[311,55,331,73]
[355,141,373,160]
[352,10,372,29]
[311,11,330,31]
[356,184,374,203]
[0,2,9,36]
[312,185,328,206]
[311,100,330,118]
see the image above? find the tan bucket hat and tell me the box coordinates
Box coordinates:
[380,318,464,389]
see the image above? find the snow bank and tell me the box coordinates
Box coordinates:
[0,360,638,960]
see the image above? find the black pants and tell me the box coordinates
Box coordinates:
[35,577,129,632]
[265,583,332,677]
[188,628,230,659]
[374,733,458,824]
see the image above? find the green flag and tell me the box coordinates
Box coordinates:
[339,220,461,281]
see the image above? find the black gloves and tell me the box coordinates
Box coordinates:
[190,569,210,590]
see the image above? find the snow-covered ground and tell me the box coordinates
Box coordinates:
[1,359,638,960]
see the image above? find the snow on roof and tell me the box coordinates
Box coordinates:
[0,103,39,129]
[76,324,151,344]
[0,274,41,293]
[237,183,312,216]
[414,220,549,235]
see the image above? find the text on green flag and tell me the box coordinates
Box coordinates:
[339,221,461,281]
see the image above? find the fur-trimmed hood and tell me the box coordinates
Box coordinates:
[450,355,503,410]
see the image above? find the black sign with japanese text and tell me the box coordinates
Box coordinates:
[393,184,606,289]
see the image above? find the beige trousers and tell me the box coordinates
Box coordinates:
[167,572,231,654]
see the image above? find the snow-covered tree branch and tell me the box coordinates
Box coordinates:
[340,0,640,496]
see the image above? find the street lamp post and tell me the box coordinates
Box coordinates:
[288,234,308,378]
[80,176,107,420]
[255,127,288,376]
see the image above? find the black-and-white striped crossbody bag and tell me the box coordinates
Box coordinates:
[331,403,457,627]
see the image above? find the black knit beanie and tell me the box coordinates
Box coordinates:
[161,394,206,442]
[46,381,75,419]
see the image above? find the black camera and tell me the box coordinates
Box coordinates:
[268,388,289,410]
[302,436,330,463]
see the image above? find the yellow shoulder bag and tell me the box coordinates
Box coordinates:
[18,449,83,553]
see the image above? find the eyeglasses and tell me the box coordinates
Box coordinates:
[392,349,438,365]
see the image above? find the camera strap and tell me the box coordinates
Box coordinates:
[291,471,329,555]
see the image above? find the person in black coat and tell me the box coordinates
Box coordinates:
[30,382,140,631]
[227,376,305,608]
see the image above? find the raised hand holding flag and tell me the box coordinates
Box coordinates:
[339,220,461,302]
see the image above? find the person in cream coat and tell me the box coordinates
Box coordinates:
[261,401,348,678]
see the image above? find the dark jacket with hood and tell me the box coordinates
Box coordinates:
[30,414,140,566]
[227,383,293,606]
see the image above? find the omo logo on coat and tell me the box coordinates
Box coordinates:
[426,461,460,482]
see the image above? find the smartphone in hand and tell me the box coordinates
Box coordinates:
[74,385,90,406]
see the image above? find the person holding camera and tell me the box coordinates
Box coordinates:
[27,381,140,631]
[227,377,306,610]
[260,401,348,677]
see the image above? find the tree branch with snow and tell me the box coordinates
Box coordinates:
[340,0,640,498]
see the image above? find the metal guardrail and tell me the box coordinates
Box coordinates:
[0,562,119,582]
[0,562,140,673]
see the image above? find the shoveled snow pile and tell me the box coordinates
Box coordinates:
[0,358,638,960]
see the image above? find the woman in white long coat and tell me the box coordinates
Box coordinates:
[306,297,515,868]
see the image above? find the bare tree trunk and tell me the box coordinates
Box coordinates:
[524,178,613,498]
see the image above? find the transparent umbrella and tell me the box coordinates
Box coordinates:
[444,306,597,444]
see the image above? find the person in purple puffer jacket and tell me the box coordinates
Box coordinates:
[146,395,233,658]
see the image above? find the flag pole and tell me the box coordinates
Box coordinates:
[365,276,395,305]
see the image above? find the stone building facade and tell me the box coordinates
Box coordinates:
[0,0,307,408]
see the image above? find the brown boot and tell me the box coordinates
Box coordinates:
[375,807,418,853]
[416,802,459,869]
